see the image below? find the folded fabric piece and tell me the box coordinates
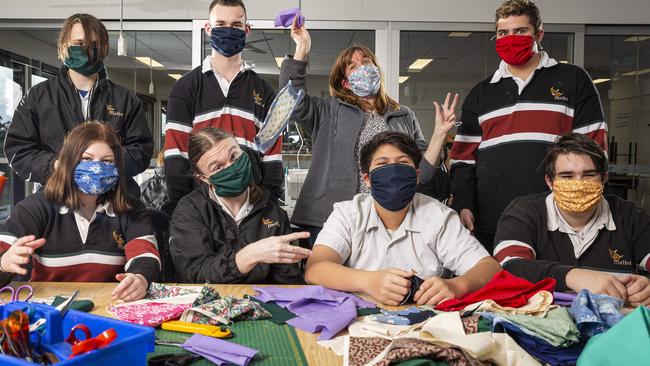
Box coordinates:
[569,289,623,338]
[253,286,375,340]
[480,307,579,347]
[375,338,488,366]
[250,297,296,324]
[110,301,191,326]
[489,316,585,366]
[420,312,541,366]
[148,282,201,299]
[577,306,650,366]
[180,296,271,325]
[436,270,555,311]
[51,296,94,312]
[467,291,556,317]
[553,292,577,307]
[274,7,305,28]
[371,307,436,326]
[182,334,258,366]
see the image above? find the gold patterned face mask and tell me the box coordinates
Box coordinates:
[552,178,603,214]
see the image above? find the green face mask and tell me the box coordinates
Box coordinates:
[64,45,104,76]
[208,152,253,197]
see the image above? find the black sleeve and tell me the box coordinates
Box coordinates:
[278,55,331,139]
[450,86,481,213]
[259,82,284,200]
[123,203,161,284]
[619,199,650,273]
[169,196,247,284]
[122,92,154,177]
[494,197,574,291]
[4,89,57,184]
[572,66,608,152]
[269,208,305,284]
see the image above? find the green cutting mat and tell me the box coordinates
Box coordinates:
[149,319,308,366]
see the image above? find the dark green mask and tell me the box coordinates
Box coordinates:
[208,152,253,197]
[64,45,104,76]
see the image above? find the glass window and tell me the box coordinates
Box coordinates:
[399,31,572,142]
[585,33,650,206]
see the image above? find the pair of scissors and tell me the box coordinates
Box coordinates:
[66,324,117,358]
[148,353,203,366]
[0,285,33,304]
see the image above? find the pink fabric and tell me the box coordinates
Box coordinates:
[109,302,191,327]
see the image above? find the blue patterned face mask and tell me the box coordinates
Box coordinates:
[347,64,381,97]
[73,160,119,195]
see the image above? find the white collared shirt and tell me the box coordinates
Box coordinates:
[209,187,253,225]
[202,56,254,97]
[59,201,115,244]
[490,51,558,94]
[79,90,90,120]
[546,193,616,258]
[315,193,489,279]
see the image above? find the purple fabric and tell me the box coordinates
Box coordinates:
[182,334,258,366]
[274,7,305,28]
[253,286,376,340]
[554,292,577,306]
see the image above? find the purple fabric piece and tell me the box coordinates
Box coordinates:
[554,292,577,306]
[182,334,258,366]
[274,7,305,28]
[253,286,376,340]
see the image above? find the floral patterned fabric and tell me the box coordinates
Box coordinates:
[181,296,271,325]
[109,302,192,326]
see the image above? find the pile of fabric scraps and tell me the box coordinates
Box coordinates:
[553,292,577,307]
[577,305,650,366]
[109,283,269,327]
[370,307,436,326]
[252,285,376,340]
[569,289,623,339]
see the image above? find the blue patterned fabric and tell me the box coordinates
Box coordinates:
[73,160,118,195]
[347,64,381,97]
[569,289,623,338]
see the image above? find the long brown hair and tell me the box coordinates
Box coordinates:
[329,45,399,113]
[44,122,131,213]
[57,13,110,65]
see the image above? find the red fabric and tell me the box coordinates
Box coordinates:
[435,270,556,311]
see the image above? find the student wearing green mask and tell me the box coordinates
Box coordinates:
[5,13,152,195]
[169,127,310,284]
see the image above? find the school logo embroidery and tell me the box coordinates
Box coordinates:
[113,230,126,249]
[106,104,124,117]
[262,217,280,229]
[550,86,569,102]
[609,248,632,266]
[252,90,265,107]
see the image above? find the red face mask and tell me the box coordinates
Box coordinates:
[495,35,535,66]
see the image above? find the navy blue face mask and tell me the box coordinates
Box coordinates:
[369,163,418,211]
[210,26,246,57]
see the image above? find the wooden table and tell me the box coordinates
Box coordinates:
[23,282,343,365]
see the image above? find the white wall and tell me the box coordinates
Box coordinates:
[2,0,650,25]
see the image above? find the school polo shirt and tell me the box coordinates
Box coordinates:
[315,193,490,279]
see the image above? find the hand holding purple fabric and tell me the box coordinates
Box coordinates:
[275,8,305,28]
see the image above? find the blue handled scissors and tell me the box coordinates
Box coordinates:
[0,285,34,304]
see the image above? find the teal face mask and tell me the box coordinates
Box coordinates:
[208,152,253,197]
[64,45,104,76]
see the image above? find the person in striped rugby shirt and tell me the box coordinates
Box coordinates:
[0,122,160,302]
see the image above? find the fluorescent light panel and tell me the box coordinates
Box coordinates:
[135,56,164,68]
[624,36,650,42]
[399,76,409,83]
[408,58,433,71]
[622,68,650,76]
[592,78,611,84]
[448,32,472,37]
[274,57,284,68]
[168,73,183,80]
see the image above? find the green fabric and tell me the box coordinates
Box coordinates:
[357,307,381,316]
[150,319,308,366]
[577,306,650,366]
[477,316,491,333]
[492,307,579,347]
[251,298,296,324]
[51,296,94,312]
[63,45,104,76]
[395,358,450,366]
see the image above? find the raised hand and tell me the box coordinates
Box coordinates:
[433,92,460,138]
[290,14,311,61]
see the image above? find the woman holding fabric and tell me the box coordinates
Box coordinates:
[169,127,310,284]
[280,18,460,242]
[0,122,160,302]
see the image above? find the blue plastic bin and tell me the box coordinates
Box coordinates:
[0,301,155,365]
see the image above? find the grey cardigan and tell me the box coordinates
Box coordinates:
[280,56,435,228]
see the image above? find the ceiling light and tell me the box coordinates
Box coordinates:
[592,78,611,84]
[622,68,650,76]
[448,32,472,37]
[399,76,410,83]
[168,73,183,80]
[559,60,568,64]
[274,57,284,68]
[407,59,433,72]
[135,56,164,68]
[624,36,650,42]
